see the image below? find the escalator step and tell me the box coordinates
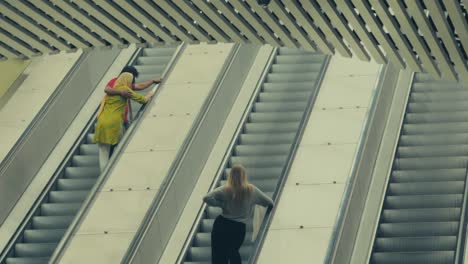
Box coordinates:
[402,122,468,135]
[5,257,49,264]
[381,208,460,223]
[14,243,57,258]
[187,246,252,261]
[276,54,325,64]
[400,134,468,146]
[391,169,466,183]
[32,216,74,229]
[258,92,311,103]
[40,203,81,216]
[71,155,99,167]
[239,133,295,145]
[234,144,291,156]
[412,82,466,92]
[410,91,468,102]
[142,47,176,57]
[387,182,464,195]
[224,167,282,180]
[407,102,468,113]
[397,145,468,158]
[384,194,462,209]
[48,190,88,203]
[253,102,307,112]
[134,65,165,74]
[374,236,456,252]
[244,123,299,134]
[394,157,466,170]
[230,155,287,168]
[262,82,315,93]
[23,229,66,243]
[266,72,318,83]
[136,56,172,65]
[378,222,459,237]
[64,167,99,179]
[405,112,468,124]
[79,144,98,155]
[271,63,322,73]
[249,112,303,123]
[57,178,96,191]
[371,251,454,264]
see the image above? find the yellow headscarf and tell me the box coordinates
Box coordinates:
[97,72,134,117]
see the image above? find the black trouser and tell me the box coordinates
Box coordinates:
[211,215,246,264]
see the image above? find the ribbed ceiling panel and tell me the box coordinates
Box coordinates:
[0,0,466,81]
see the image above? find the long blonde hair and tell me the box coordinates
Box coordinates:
[225,164,253,203]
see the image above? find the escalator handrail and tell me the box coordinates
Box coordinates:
[48,44,185,264]
[455,166,468,263]
[175,47,279,264]
[247,55,331,264]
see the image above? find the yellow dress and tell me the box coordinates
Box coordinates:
[94,73,148,145]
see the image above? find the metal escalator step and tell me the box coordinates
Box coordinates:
[387,182,464,195]
[378,222,459,237]
[136,56,172,65]
[249,112,303,123]
[137,74,161,82]
[410,91,468,102]
[384,194,463,209]
[253,102,307,112]
[134,65,165,74]
[276,54,324,64]
[234,144,291,156]
[271,63,322,73]
[407,102,468,113]
[400,134,468,146]
[412,82,466,92]
[40,203,81,216]
[371,251,454,264]
[278,47,315,55]
[397,145,468,158]
[57,178,96,191]
[394,157,467,170]
[405,111,468,124]
[32,216,74,229]
[244,123,299,134]
[14,243,57,258]
[187,246,252,261]
[381,208,460,223]
[5,257,49,264]
[263,82,315,93]
[48,190,88,203]
[142,47,176,57]
[71,155,99,167]
[79,144,98,155]
[391,169,466,183]
[23,229,66,243]
[258,92,311,102]
[403,122,468,135]
[230,155,287,168]
[224,167,282,180]
[64,167,99,179]
[374,236,457,252]
[266,73,318,83]
[239,133,295,145]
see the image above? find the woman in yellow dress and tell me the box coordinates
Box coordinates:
[94,72,155,172]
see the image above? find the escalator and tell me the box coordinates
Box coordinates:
[370,73,468,264]
[0,46,178,264]
[180,48,328,264]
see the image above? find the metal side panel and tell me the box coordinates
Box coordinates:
[326,63,402,264]
[51,43,238,264]
[0,48,120,226]
[348,70,414,264]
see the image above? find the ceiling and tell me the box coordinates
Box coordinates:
[0,0,467,82]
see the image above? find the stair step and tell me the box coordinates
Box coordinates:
[23,229,66,243]
[407,102,468,113]
[71,155,99,167]
[384,194,463,209]
[57,178,96,191]
[40,203,81,216]
[79,144,98,156]
[381,208,460,223]
[402,122,468,135]
[262,82,315,93]
[400,133,468,146]
[378,222,459,237]
[271,63,322,73]
[405,111,468,124]
[397,145,468,158]
[239,133,295,145]
[371,251,454,264]
[64,167,99,179]
[258,92,311,103]
[5,257,49,264]
[394,157,467,170]
[249,112,303,123]
[14,243,57,258]
[387,182,464,195]
[412,82,466,92]
[266,72,317,83]
[253,102,307,112]
[275,54,325,64]
[391,169,466,183]
[234,144,291,156]
[374,236,456,252]
[32,216,74,229]
[410,91,468,102]
[244,123,299,134]
[48,190,88,203]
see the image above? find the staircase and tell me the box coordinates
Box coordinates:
[182,48,327,264]
[371,73,468,264]
[1,46,177,264]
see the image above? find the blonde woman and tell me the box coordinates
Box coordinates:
[203,164,274,264]
[94,72,154,172]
